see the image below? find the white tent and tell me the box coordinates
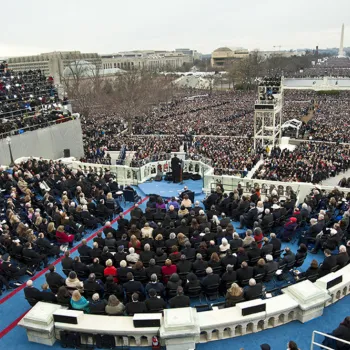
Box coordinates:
[281,119,303,138]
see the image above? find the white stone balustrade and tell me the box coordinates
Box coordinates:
[18,302,66,346]
[18,265,350,347]
[54,313,159,347]
[282,280,331,323]
[315,265,350,306]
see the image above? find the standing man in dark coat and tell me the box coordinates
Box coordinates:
[171,154,181,183]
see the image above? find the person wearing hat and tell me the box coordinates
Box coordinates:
[292,207,302,223]
[238,203,258,229]
[271,203,282,221]
[281,217,298,242]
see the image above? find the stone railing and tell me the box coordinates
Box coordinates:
[13,155,350,204]
[18,264,350,348]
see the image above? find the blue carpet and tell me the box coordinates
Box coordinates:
[0,183,345,350]
[138,179,203,199]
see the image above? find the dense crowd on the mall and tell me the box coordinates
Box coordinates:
[77,63,350,185]
[285,57,350,78]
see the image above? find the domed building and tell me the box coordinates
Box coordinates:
[63,60,97,77]
[211,46,249,67]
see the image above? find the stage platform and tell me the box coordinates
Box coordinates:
[138,179,203,199]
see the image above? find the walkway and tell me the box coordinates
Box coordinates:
[322,168,350,187]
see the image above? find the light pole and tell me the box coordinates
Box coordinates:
[6,136,15,167]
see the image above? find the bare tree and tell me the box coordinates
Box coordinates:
[60,54,104,116]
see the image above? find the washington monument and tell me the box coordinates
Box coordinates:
[338,23,345,57]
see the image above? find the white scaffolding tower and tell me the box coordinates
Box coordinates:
[254,78,283,150]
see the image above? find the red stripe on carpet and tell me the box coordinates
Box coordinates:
[0,196,149,305]
[0,309,30,339]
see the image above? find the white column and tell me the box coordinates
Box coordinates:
[339,24,345,57]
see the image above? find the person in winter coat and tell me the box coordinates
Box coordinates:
[281,217,298,242]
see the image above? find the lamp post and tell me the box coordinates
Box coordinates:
[6,136,15,167]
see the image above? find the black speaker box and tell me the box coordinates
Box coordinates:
[63,149,70,157]
[54,314,79,324]
[183,172,191,180]
[133,314,162,328]
[241,303,266,316]
[164,172,173,181]
[327,275,343,289]
[191,174,202,180]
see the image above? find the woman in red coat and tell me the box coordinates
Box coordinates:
[56,225,74,246]
[254,228,264,248]
[161,259,177,283]
[104,259,118,282]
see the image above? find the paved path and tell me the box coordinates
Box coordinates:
[322,168,350,187]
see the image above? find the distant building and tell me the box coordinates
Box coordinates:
[211,47,249,67]
[259,50,306,60]
[175,48,202,60]
[101,50,193,71]
[7,51,101,84]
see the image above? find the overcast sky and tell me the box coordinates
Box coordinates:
[1,0,349,57]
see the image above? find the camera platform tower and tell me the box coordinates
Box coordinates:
[253,77,283,150]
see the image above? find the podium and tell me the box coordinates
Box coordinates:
[159,307,200,350]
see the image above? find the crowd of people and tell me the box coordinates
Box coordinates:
[0,158,134,292]
[0,68,71,137]
[12,179,349,318]
[81,112,127,162]
[187,137,264,176]
[285,57,350,78]
[253,143,350,183]
[79,85,350,185]
[133,91,256,137]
